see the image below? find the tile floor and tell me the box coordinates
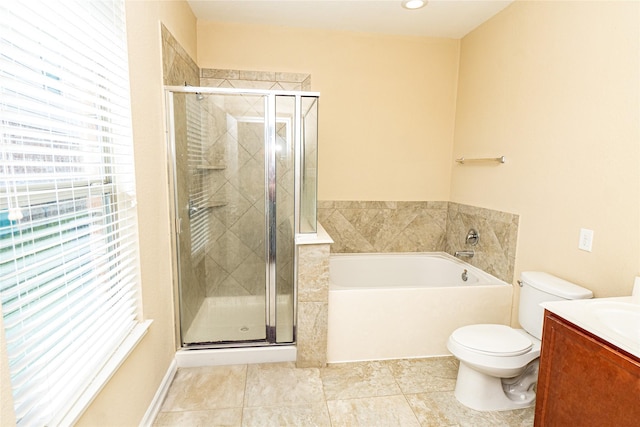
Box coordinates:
[154,357,535,426]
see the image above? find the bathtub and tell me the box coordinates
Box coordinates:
[327,252,513,363]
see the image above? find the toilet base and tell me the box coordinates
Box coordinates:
[454,362,536,412]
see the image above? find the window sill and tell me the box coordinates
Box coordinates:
[59,319,153,425]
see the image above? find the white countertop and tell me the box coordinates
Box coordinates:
[542,296,640,359]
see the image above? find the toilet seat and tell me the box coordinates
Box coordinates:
[450,324,533,357]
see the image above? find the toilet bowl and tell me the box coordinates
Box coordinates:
[447,325,541,411]
[447,271,593,412]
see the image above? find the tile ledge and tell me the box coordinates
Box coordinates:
[296,222,333,245]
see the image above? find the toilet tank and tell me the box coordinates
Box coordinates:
[519,271,593,340]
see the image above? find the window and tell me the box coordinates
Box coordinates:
[0,1,145,424]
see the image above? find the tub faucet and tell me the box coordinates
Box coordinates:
[454,250,474,258]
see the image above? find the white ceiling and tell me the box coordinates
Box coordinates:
[187,0,515,39]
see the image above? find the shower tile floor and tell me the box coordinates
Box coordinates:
[153,357,535,426]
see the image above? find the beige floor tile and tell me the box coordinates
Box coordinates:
[241,403,331,426]
[153,408,242,427]
[244,362,325,407]
[404,392,457,427]
[160,365,246,412]
[412,391,515,427]
[154,358,534,427]
[327,395,421,426]
[386,357,459,394]
[321,361,401,400]
[496,406,536,427]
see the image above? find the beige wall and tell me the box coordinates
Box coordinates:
[451,1,640,301]
[197,22,460,201]
[76,1,197,425]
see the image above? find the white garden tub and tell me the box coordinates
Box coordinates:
[327,252,513,362]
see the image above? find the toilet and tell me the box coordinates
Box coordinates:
[447,271,593,411]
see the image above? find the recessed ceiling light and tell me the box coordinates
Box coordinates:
[402,0,428,10]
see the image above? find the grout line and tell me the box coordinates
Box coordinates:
[240,363,249,425]
[318,364,335,426]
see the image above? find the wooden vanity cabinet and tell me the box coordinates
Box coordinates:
[534,310,640,427]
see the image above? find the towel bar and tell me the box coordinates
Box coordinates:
[455,156,505,164]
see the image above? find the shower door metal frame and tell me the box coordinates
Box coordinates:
[165,86,319,349]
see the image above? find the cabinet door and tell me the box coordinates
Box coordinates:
[535,312,640,427]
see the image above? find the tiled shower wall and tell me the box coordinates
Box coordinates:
[318,201,518,283]
[162,25,202,333]
[162,24,199,86]
[199,74,311,301]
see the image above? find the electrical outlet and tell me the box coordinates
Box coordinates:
[578,228,594,252]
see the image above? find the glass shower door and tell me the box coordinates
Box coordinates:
[171,91,269,345]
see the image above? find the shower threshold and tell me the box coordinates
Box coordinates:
[179,295,295,367]
[176,345,297,368]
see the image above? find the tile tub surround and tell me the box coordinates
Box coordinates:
[318,201,448,253]
[318,201,518,283]
[445,202,519,285]
[153,358,535,426]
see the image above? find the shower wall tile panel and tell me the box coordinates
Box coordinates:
[206,120,267,298]
[297,244,331,368]
[297,302,328,368]
[162,25,202,333]
[444,203,519,284]
[162,25,199,86]
[297,244,330,303]
[318,201,519,283]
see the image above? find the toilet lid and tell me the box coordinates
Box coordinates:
[451,324,533,356]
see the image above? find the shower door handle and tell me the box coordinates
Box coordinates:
[188,200,199,218]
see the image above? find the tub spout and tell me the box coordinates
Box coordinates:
[454,250,474,258]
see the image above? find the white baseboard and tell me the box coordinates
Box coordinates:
[139,358,177,427]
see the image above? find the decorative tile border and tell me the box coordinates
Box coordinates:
[200,68,311,91]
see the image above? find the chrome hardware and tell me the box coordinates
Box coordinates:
[455,156,505,164]
[465,228,480,246]
[461,269,469,282]
[454,250,474,258]
[176,216,182,235]
[188,200,199,218]
[517,280,523,287]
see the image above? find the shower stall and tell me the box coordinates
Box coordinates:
[165,87,319,350]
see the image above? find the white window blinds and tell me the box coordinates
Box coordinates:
[0,1,142,424]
